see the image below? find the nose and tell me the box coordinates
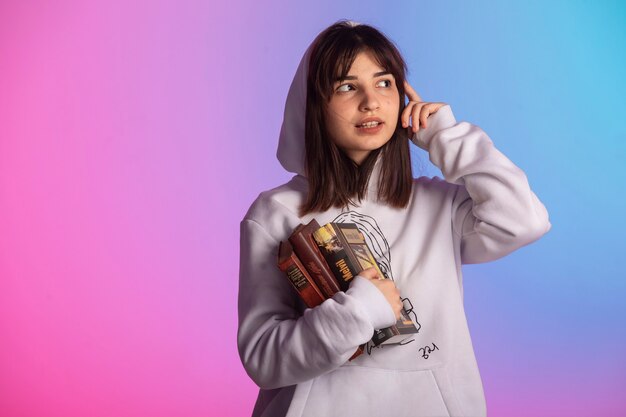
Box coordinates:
[359,87,380,112]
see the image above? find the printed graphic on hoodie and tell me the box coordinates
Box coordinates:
[332,210,429,356]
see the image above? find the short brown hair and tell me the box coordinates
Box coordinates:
[300,20,413,216]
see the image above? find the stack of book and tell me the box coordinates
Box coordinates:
[277,219,418,361]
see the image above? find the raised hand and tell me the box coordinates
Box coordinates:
[402,80,447,133]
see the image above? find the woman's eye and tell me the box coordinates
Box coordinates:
[336,84,354,93]
[335,79,392,93]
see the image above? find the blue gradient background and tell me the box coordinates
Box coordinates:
[1,1,624,416]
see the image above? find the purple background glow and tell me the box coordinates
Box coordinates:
[1,1,625,416]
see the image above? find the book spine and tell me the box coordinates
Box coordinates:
[278,241,325,308]
[311,224,361,292]
[334,223,385,275]
[288,221,341,298]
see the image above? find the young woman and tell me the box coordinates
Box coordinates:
[237,20,551,417]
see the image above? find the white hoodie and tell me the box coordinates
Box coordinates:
[237,39,551,417]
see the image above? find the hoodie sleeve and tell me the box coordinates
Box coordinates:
[237,218,396,389]
[412,105,551,264]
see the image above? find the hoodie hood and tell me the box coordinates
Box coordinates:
[276,42,312,178]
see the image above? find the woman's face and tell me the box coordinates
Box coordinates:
[324,50,400,165]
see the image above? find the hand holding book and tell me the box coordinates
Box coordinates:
[355,267,403,321]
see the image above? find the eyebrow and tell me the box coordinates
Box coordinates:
[335,71,391,82]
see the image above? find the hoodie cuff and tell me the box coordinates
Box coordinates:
[410,104,457,152]
[345,276,396,330]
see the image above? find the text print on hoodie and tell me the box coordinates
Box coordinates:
[237,34,552,417]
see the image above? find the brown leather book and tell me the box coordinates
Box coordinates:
[277,240,325,308]
[284,220,363,361]
[349,345,364,361]
[288,219,341,298]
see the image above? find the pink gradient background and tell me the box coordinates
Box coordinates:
[1,1,625,416]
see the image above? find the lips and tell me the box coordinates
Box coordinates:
[355,117,383,127]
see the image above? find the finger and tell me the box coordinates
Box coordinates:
[420,104,434,130]
[411,102,427,132]
[358,267,378,280]
[402,100,421,128]
[404,80,422,102]
[402,102,414,128]
[395,304,402,319]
